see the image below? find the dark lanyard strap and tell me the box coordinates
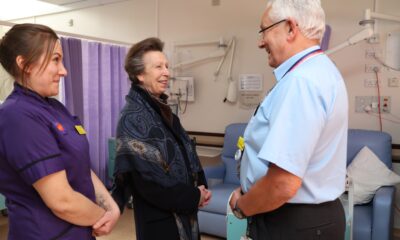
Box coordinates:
[281,48,323,79]
[253,48,323,116]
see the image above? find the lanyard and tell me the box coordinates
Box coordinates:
[281,48,323,79]
[253,48,323,116]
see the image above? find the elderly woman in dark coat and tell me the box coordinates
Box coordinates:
[112,37,211,240]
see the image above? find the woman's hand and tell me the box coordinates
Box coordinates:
[92,207,120,237]
[90,170,121,236]
[33,170,105,226]
[198,185,212,207]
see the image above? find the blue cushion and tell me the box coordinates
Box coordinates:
[201,183,238,215]
[347,129,392,168]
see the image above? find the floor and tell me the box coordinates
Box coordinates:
[0,208,223,240]
[2,207,400,240]
[0,155,223,240]
[0,153,399,240]
[98,208,223,240]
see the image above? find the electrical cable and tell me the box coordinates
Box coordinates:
[176,83,189,114]
[181,84,189,114]
[373,54,400,72]
[375,68,383,131]
[365,112,400,124]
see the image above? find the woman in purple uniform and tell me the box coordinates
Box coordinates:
[0,23,120,240]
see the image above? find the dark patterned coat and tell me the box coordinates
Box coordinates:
[112,85,207,240]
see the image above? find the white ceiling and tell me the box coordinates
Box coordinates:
[39,0,89,5]
[39,0,126,7]
[0,0,128,21]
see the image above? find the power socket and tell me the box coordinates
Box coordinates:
[364,79,381,88]
[365,64,381,73]
[365,48,382,59]
[169,77,195,102]
[388,77,399,87]
[382,96,391,113]
[355,96,391,113]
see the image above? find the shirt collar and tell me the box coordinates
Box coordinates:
[13,83,51,105]
[273,45,320,82]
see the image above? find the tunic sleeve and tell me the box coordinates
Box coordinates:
[1,110,65,185]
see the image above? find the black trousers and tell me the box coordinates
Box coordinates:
[247,198,345,240]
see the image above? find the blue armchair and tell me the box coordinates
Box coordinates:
[199,125,395,240]
[0,193,6,216]
[347,129,394,240]
[198,123,246,238]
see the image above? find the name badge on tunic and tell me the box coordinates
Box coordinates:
[75,125,86,135]
[235,136,245,161]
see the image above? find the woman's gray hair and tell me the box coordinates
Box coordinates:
[266,0,325,41]
[125,37,164,85]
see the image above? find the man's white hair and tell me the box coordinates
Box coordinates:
[266,0,326,41]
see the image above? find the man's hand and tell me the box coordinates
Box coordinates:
[229,187,242,210]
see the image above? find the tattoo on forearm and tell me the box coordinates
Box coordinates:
[96,194,111,211]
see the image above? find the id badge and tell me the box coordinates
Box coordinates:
[235,149,243,161]
[235,136,245,161]
[75,125,87,135]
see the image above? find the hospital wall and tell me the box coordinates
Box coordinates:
[2,0,400,230]
[7,0,400,142]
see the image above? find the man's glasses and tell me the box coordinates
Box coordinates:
[258,19,286,40]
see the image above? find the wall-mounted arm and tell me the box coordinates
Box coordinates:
[172,37,229,70]
[326,8,400,55]
[172,48,227,69]
[214,38,235,80]
[370,9,400,23]
[225,37,237,103]
[326,26,374,55]
[173,38,225,48]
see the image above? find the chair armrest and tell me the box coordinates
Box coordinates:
[372,186,395,240]
[204,164,225,179]
[203,164,226,187]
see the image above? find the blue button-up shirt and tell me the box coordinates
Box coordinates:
[240,46,348,204]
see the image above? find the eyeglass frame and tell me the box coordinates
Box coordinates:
[258,19,287,38]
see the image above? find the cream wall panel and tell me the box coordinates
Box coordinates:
[5,0,400,143]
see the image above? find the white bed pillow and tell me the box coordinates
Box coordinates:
[346,146,400,204]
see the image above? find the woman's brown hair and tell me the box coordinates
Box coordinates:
[0,23,59,86]
[125,37,164,85]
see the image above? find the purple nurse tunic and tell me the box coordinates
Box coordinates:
[0,84,96,240]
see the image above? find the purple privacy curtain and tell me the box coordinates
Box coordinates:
[61,37,129,184]
[81,41,129,183]
[61,38,84,120]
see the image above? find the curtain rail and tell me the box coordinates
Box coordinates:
[0,20,132,46]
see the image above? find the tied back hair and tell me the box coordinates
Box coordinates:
[125,37,164,85]
[0,23,58,87]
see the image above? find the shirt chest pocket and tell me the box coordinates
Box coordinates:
[50,117,90,158]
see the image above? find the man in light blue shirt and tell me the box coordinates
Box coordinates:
[229,0,348,239]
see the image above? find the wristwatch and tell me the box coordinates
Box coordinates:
[232,199,246,219]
